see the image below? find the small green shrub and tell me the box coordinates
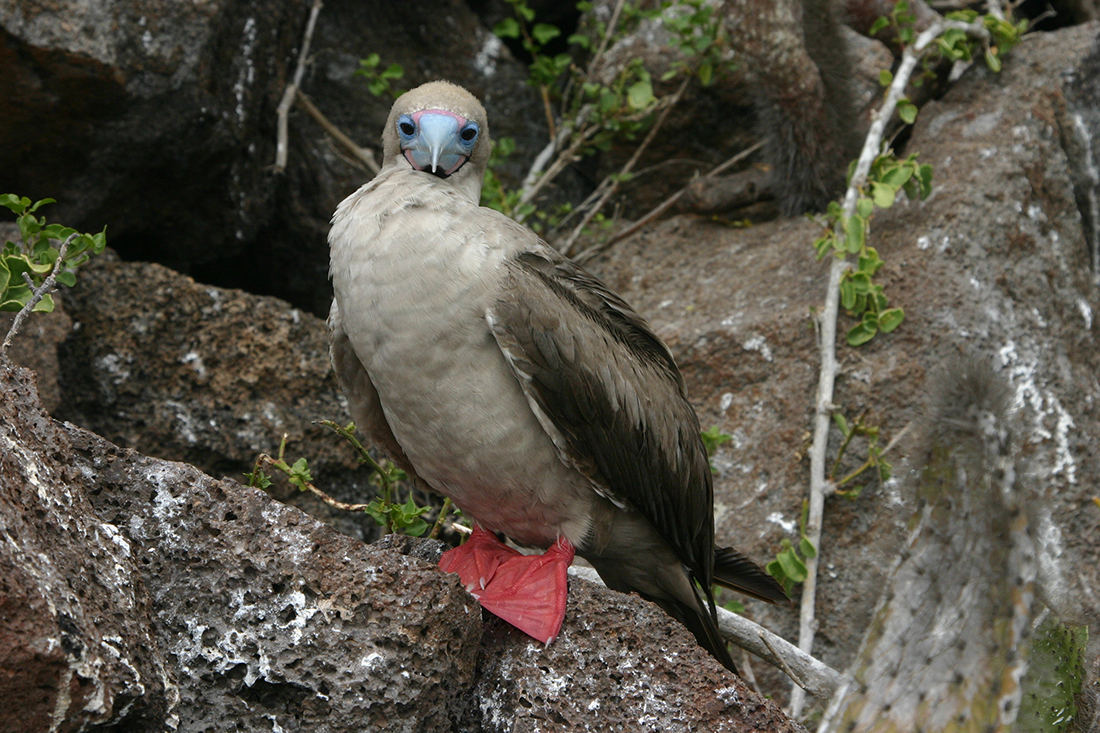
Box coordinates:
[1,194,106,314]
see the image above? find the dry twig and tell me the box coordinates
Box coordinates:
[275,0,324,173]
[573,140,764,264]
[567,565,842,699]
[560,75,692,255]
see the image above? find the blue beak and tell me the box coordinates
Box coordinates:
[398,111,480,177]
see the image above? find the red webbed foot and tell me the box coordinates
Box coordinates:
[439,526,575,644]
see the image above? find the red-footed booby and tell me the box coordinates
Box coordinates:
[328,80,786,671]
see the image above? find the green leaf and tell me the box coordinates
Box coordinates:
[858,246,883,275]
[776,547,808,583]
[697,61,713,87]
[567,33,590,49]
[847,321,877,346]
[871,181,897,208]
[0,194,28,214]
[850,271,871,294]
[813,233,835,260]
[985,48,1001,72]
[55,269,76,287]
[288,457,312,489]
[626,80,655,110]
[700,426,733,456]
[27,197,55,213]
[765,559,788,588]
[898,101,917,124]
[532,23,561,45]
[869,17,890,36]
[880,165,913,189]
[832,412,850,437]
[840,278,856,310]
[845,214,865,253]
[364,500,388,527]
[799,536,817,560]
[878,69,893,87]
[493,17,521,38]
[916,164,933,198]
[878,307,905,332]
[31,292,54,313]
[856,196,874,219]
[244,468,273,490]
[402,517,430,537]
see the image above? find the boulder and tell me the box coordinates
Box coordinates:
[1,362,801,731]
[1,364,169,732]
[0,0,308,265]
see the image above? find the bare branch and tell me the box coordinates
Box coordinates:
[253,453,376,512]
[275,0,324,173]
[295,90,380,174]
[573,140,764,264]
[587,0,629,85]
[560,76,691,255]
[567,565,842,699]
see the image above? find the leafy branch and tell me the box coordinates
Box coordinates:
[765,501,816,597]
[246,423,454,538]
[789,7,1024,718]
[829,411,897,498]
[492,0,738,244]
[1,195,106,358]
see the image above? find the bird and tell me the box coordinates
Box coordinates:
[327,80,787,672]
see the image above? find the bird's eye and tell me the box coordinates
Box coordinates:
[460,123,479,143]
[399,120,416,136]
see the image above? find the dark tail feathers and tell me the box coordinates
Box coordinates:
[713,546,790,605]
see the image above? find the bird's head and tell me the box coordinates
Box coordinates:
[382,81,491,203]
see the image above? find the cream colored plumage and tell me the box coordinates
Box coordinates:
[328,81,784,670]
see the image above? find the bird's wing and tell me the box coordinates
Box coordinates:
[487,246,715,582]
[327,300,420,481]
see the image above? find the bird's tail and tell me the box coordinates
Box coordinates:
[658,548,788,673]
[713,546,790,605]
[654,585,739,673]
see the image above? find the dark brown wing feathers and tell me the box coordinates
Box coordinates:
[493,249,715,586]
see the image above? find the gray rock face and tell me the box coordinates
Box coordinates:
[1,364,169,732]
[464,580,803,733]
[74,423,483,732]
[3,363,484,732]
